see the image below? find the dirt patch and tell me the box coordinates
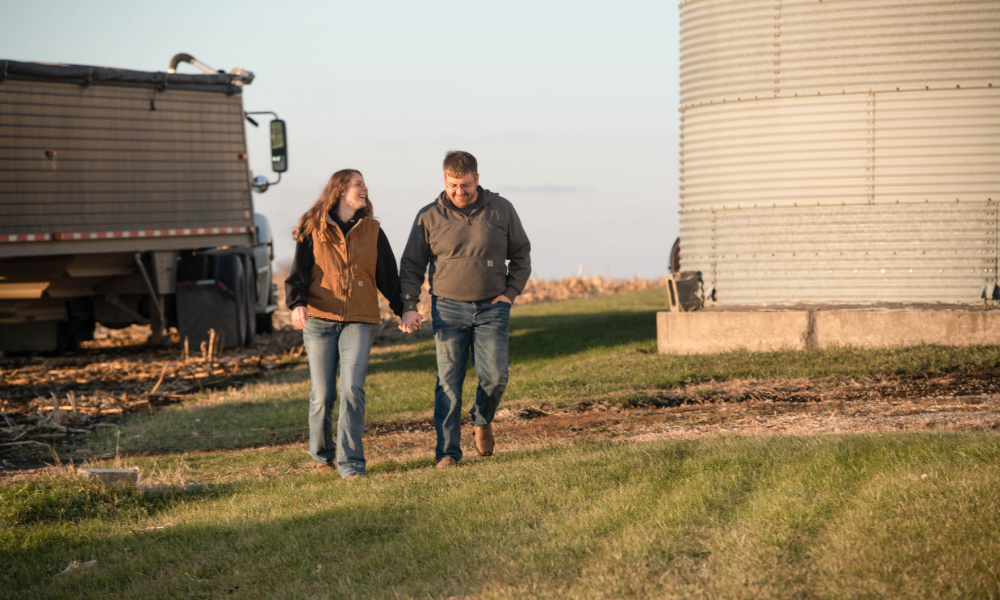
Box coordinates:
[5,356,1000,479]
[5,377,998,485]
[0,324,307,445]
[343,369,1000,469]
[0,302,422,446]
[646,369,1000,405]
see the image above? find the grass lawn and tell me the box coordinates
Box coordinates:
[3,289,1000,598]
[71,289,1000,458]
[3,434,999,599]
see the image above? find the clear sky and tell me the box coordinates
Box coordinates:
[3,0,680,279]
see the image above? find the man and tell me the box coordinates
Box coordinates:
[399,151,531,468]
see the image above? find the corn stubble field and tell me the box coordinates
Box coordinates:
[2,279,1000,599]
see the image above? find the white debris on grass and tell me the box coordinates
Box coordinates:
[57,560,97,576]
[77,468,141,487]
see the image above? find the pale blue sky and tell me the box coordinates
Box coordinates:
[3,0,680,279]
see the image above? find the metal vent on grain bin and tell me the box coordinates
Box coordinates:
[665,272,703,312]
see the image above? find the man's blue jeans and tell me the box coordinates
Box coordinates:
[301,319,375,478]
[431,296,510,462]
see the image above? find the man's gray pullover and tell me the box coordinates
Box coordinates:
[399,187,531,312]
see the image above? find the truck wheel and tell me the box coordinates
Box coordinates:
[215,255,247,348]
[256,279,276,333]
[241,254,257,347]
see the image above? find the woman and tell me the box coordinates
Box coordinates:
[285,169,406,479]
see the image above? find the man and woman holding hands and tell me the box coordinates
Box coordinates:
[284,151,532,479]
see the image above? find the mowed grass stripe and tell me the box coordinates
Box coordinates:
[3,433,999,599]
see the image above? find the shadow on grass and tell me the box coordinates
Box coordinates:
[651,344,1000,387]
[509,311,656,360]
[0,478,240,527]
[3,491,484,596]
[367,347,437,375]
[367,310,657,375]
[85,398,309,457]
[2,442,694,596]
[5,433,1000,598]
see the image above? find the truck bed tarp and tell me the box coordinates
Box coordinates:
[0,59,245,94]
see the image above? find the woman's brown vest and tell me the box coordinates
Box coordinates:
[307,216,381,324]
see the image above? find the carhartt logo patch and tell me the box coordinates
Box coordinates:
[357,281,363,286]
[487,260,494,267]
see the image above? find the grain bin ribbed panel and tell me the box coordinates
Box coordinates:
[685,204,995,304]
[680,0,1000,107]
[679,0,1000,304]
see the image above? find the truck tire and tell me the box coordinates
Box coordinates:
[241,254,257,347]
[256,279,276,334]
[215,255,248,348]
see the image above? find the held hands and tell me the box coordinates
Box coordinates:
[399,311,423,333]
[291,306,309,330]
[397,297,507,334]
[295,306,426,332]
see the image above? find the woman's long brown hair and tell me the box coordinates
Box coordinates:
[292,169,374,242]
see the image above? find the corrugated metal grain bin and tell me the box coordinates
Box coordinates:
[678,0,1000,304]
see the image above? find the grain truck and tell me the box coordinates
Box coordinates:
[0,54,286,353]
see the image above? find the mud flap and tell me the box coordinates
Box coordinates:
[175,281,241,349]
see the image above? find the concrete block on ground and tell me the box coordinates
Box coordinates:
[77,468,140,487]
[815,310,1000,349]
[657,311,810,355]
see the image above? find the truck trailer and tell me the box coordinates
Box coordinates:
[0,54,286,354]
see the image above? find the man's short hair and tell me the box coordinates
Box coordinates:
[443,151,478,178]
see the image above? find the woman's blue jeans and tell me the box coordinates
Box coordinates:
[432,296,510,462]
[301,319,375,478]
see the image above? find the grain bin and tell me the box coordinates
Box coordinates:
[678,0,1000,304]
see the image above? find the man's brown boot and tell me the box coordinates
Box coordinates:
[474,423,494,457]
[315,463,335,474]
[436,457,457,469]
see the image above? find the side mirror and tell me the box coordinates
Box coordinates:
[250,175,270,193]
[270,120,287,173]
[246,111,286,193]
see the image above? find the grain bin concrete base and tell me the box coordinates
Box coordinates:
[657,307,1000,355]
